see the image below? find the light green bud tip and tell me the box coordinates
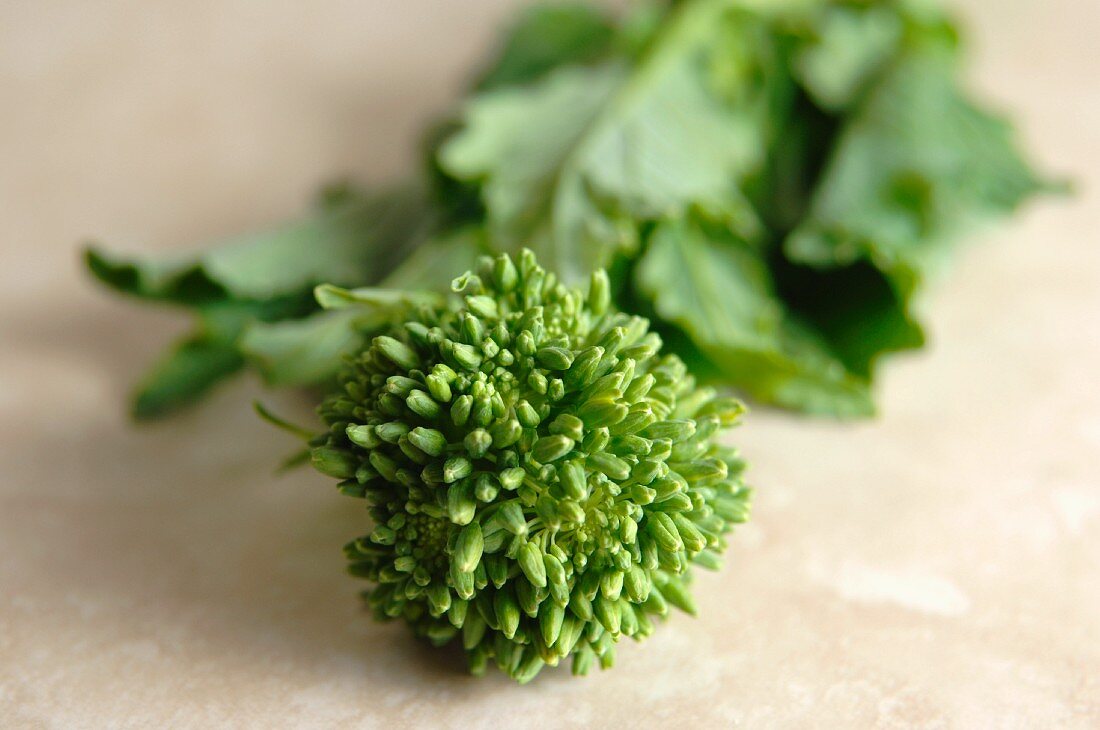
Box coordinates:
[314,250,752,683]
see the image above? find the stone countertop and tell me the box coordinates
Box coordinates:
[1,1,1096,727]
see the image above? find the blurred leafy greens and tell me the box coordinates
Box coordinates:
[86,0,1050,418]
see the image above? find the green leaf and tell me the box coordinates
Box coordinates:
[441,0,775,283]
[770,256,924,380]
[90,185,438,417]
[313,286,442,311]
[792,3,903,111]
[634,219,875,417]
[441,62,626,282]
[380,229,489,291]
[130,331,245,419]
[240,231,486,387]
[202,187,428,299]
[85,186,429,305]
[85,248,223,306]
[786,36,1047,296]
[240,309,363,387]
[128,298,317,418]
[474,2,616,91]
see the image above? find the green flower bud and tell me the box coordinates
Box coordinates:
[594,596,621,635]
[448,481,477,526]
[558,460,588,501]
[488,418,522,448]
[425,373,452,403]
[452,565,476,601]
[673,457,728,484]
[314,251,751,683]
[482,554,506,589]
[518,541,548,588]
[544,554,569,604]
[370,524,396,546]
[624,565,651,603]
[557,500,585,524]
[600,570,624,601]
[539,601,565,646]
[384,375,418,397]
[464,429,493,458]
[454,523,484,573]
[499,467,526,491]
[614,406,657,436]
[450,394,473,426]
[587,452,631,481]
[646,511,683,552]
[516,330,536,356]
[443,456,473,484]
[374,335,419,370]
[569,589,593,622]
[345,424,380,449]
[587,269,610,316]
[548,378,565,401]
[624,373,655,403]
[549,413,584,441]
[571,645,595,677]
[693,549,723,571]
[374,421,409,444]
[311,447,357,479]
[658,577,697,616]
[462,610,486,649]
[515,576,541,617]
[578,398,629,428]
[368,451,397,482]
[474,473,500,502]
[672,513,708,553]
[496,501,528,536]
[531,434,575,463]
[427,583,452,616]
[565,346,603,388]
[466,295,499,320]
[407,427,446,457]
[536,346,575,370]
[492,253,518,292]
[654,492,693,513]
[527,370,548,395]
[495,587,521,640]
[642,419,696,442]
[406,390,441,420]
[450,342,483,371]
[515,400,540,428]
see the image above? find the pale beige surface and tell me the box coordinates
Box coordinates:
[1,1,1097,727]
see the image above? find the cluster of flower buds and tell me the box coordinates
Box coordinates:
[312,250,751,682]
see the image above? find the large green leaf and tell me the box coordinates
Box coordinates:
[130,334,245,420]
[441,0,776,283]
[240,309,361,388]
[440,62,626,282]
[786,36,1046,296]
[85,186,428,304]
[792,2,903,111]
[634,219,875,416]
[86,186,437,417]
[126,296,317,418]
[769,255,924,379]
[127,300,264,418]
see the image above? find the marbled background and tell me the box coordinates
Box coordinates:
[1,1,1096,727]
